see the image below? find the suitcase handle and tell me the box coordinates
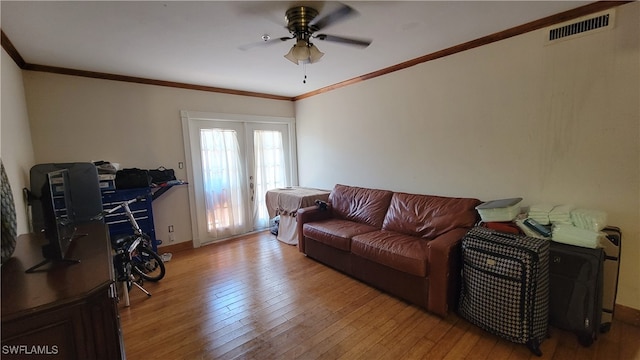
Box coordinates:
[479,227,523,240]
[493,232,521,240]
[470,227,540,262]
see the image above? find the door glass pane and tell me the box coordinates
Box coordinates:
[253,130,286,229]
[200,128,245,237]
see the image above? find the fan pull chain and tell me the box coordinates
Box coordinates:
[303,62,307,84]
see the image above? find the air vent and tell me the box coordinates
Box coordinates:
[546,10,615,44]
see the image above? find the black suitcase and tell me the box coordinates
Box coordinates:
[548,241,604,346]
[459,227,549,356]
[600,226,621,333]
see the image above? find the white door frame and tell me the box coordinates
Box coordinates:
[180,110,297,247]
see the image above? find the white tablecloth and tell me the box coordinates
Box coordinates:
[265,187,330,245]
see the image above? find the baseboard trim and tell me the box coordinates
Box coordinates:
[615,303,640,327]
[158,241,193,254]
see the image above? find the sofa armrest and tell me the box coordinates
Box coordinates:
[427,227,469,316]
[296,204,333,253]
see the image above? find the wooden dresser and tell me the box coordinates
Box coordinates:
[1,221,125,359]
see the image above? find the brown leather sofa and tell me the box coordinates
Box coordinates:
[297,184,481,317]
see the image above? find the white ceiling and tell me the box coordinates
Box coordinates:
[1,1,591,98]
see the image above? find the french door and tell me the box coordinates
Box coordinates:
[181,111,296,247]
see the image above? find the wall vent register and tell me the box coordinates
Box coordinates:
[546,10,614,43]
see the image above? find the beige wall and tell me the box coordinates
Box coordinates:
[1,49,35,234]
[295,3,639,309]
[22,72,295,250]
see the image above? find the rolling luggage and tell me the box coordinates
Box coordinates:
[600,226,621,332]
[459,227,549,356]
[548,241,604,346]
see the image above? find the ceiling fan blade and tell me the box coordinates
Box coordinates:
[315,34,371,48]
[239,36,292,51]
[309,3,356,31]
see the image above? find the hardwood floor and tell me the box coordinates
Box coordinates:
[119,231,639,360]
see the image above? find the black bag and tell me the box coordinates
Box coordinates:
[115,168,151,189]
[148,166,176,184]
[548,241,604,347]
[458,227,549,356]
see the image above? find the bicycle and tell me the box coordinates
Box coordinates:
[96,196,166,302]
[112,232,152,299]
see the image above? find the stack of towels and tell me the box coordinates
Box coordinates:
[527,204,608,248]
[551,224,604,248]
[549,204,573,225]
[570,208,608,232]
[528,204,555,225]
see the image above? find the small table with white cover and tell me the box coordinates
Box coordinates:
[265,187,330,245]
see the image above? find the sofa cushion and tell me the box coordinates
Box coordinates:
[329,184,394,228]
[382,192,481,239]
[351,230,429,277]
[303,219,379,251]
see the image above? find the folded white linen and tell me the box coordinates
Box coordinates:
[552,224,605,248]
[529,216,550,225]
[549,204,574,224]
[528,204,555,225]
[529,204,555,213]
[570,208,608,232]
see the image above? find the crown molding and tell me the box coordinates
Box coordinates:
[293,0,631,101]
[1,29,292,102]
[1,30,26,68]
[21,63,293,101]
[2,1,631,102]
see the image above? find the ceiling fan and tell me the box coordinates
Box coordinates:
[241,3,372,65]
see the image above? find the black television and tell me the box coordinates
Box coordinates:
[26,169,81,273]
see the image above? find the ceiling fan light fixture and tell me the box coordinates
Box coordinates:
[292,39,310,58]
[284,39,324,65]
[308,44,324,63]
[284,47,300,64]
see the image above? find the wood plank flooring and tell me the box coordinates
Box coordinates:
[119,231,639,360]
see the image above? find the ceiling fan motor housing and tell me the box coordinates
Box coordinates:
[286,6,319,42]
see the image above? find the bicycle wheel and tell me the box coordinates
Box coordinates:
[132,244,165,281]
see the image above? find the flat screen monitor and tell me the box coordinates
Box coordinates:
[26,169,80,272]
[43,169,76,258]
[29,162,103,232]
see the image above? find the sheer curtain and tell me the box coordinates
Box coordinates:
[253,130,286,229]
[200,128,245,237]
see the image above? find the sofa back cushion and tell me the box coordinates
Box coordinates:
[329,184,394,228]
[382,192,481,239]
